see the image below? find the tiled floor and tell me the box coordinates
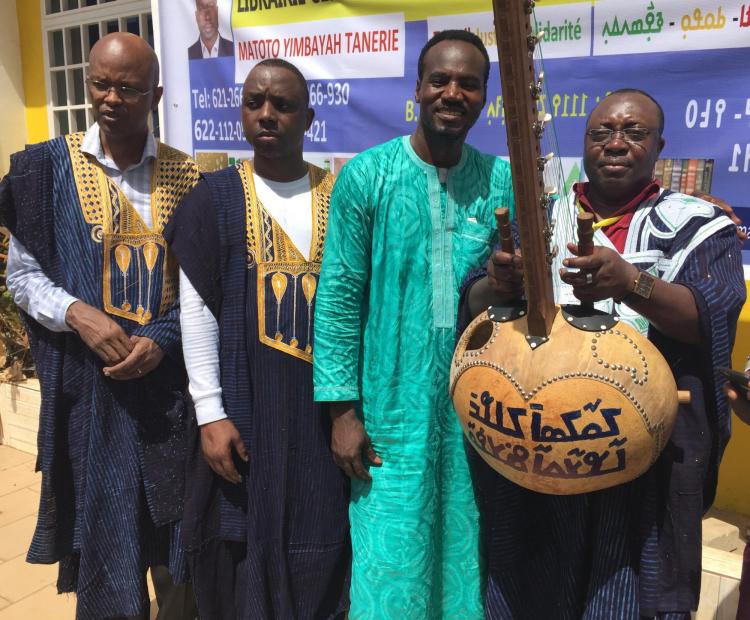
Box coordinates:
[0,445,75,619]
[0,446,162,619]
[0,443,746,618]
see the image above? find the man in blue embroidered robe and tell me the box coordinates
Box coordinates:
[312,31,514,619]
[0,34,199,619]
[463,90,745,618]
[164,60,350,619]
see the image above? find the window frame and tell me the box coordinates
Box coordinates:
[40,0,156,138]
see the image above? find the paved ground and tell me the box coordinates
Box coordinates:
[0,444,70,619]
[0,445,157,619]
[0,443,747,618]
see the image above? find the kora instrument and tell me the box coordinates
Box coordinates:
[450,0,682,494]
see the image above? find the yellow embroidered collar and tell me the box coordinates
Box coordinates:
[65,132,199,325]
[237,160,333,362]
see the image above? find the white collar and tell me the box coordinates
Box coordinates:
[81,122,157,172]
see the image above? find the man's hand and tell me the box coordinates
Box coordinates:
[725,370,750,426]
[560,243,639,303]
[690,190,747,242]
[466,249,524,318]
[65,300,133,365]
[103,335,164,380]
[330,403,381,481]
[487,249,524,301]
[200,418,249,484]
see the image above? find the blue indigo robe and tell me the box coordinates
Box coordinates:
[0,135,199,619]
[164,162,350,620]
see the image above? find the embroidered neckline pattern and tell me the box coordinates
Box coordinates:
[237,161,333,362]
[65,133,199,324]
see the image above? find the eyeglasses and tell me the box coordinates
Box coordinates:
[86,78,152,102]
[586,127,657,144]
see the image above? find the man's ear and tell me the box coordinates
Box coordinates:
[657,136,665,156]
[305,107,314,131]
[151,86,164,111]
[414,79,421,104]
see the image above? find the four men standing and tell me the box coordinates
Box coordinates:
[0,20,744,620]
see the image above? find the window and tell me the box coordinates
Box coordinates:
[42,0,155,138]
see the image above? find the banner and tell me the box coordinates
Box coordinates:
[157,0,750,269]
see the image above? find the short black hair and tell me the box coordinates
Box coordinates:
[417,29,491,88]
[604,88,665,134]
[255,58,309,103]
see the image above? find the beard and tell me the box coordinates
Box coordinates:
[419,113,468,143]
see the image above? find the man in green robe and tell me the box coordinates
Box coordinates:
[313,30,514,619]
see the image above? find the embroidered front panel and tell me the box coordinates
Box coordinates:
[257,262,320,362]
[65,134,198,325]
[238,161,332,362]
[103,232,169,324]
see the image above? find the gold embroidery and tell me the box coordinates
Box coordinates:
[114,244,133,311]
[239,161,333,363]
[65,134,199,325]
[271,272,289,340]
[257,263,319,363]
[301,273,317,354]
[103,232,167,323]
[66,133,106,229]
[152,143,202,233]
[310,169,332,264]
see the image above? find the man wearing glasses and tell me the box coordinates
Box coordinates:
[188,0,233,60]
[0,32,199,619]
[463,89,745,617]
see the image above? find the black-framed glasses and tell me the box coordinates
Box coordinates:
[86,78,152,102]
[586,127,657,144]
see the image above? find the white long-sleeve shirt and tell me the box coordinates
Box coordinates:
[180,171,312,425]
[5,123,158,331]
[6,239,79,332]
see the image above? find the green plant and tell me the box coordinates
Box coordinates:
[0,227,33,380]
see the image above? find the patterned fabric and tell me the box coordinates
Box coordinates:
[80,121,158,228]
[65,132,199,324]
[6,236,79,331]
[0,135,197,619]
[165,164,350,620]
[237,161,331,362]
[313,136,514,619]
[573,180,660,252]
[459,190,745,618]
